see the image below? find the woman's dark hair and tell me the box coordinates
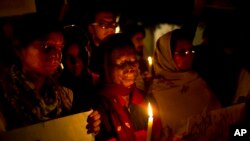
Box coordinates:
[170,29,193,54]
[122,23,145,38]
[101,33,135,61]
[13,13,64,50]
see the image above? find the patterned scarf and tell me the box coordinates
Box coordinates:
[1,65,71,129]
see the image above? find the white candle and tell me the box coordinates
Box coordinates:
[147,102,153,141]
[147,56,153,74]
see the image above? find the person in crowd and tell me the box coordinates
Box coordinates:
[85,6,118,77]
[193,23,243,107]
[122,23,151,92]
[149,29,221,140]
[231,25,250,105]
[122,23,145,59]
[59,25,99,113]
[94,33,162,141]
[0,13,100,134]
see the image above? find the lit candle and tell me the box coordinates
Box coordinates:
[147,56,153,74]
[147,102,153,141]
[60,63,64,70]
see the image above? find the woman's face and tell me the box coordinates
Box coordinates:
[64,44,84,77]
[173,39,194,71]
[19,32,64,76]
[111,47,139,88]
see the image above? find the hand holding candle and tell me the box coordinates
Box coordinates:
[147,102,153,141]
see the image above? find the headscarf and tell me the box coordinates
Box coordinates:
[153,31,199,87]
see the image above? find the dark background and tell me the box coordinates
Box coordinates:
[34,0,249,26]
[61,0,193,24]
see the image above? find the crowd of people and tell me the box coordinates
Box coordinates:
[0,3,250,141]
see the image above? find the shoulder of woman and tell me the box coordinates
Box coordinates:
[61,86,73,102]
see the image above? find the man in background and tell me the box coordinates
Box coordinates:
[85,7,118,77]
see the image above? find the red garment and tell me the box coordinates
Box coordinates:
[106,130,147,141]
[99,84,162,141]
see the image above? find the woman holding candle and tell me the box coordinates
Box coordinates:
[94,33,162,141]
[149,29,221,140]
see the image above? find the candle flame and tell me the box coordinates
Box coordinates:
[148,102,153,117]
[60,63,64,70]
[147,56,152,66]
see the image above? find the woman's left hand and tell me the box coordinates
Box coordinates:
[86,110,101,135]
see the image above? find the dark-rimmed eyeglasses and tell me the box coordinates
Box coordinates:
[91,22,118,29]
